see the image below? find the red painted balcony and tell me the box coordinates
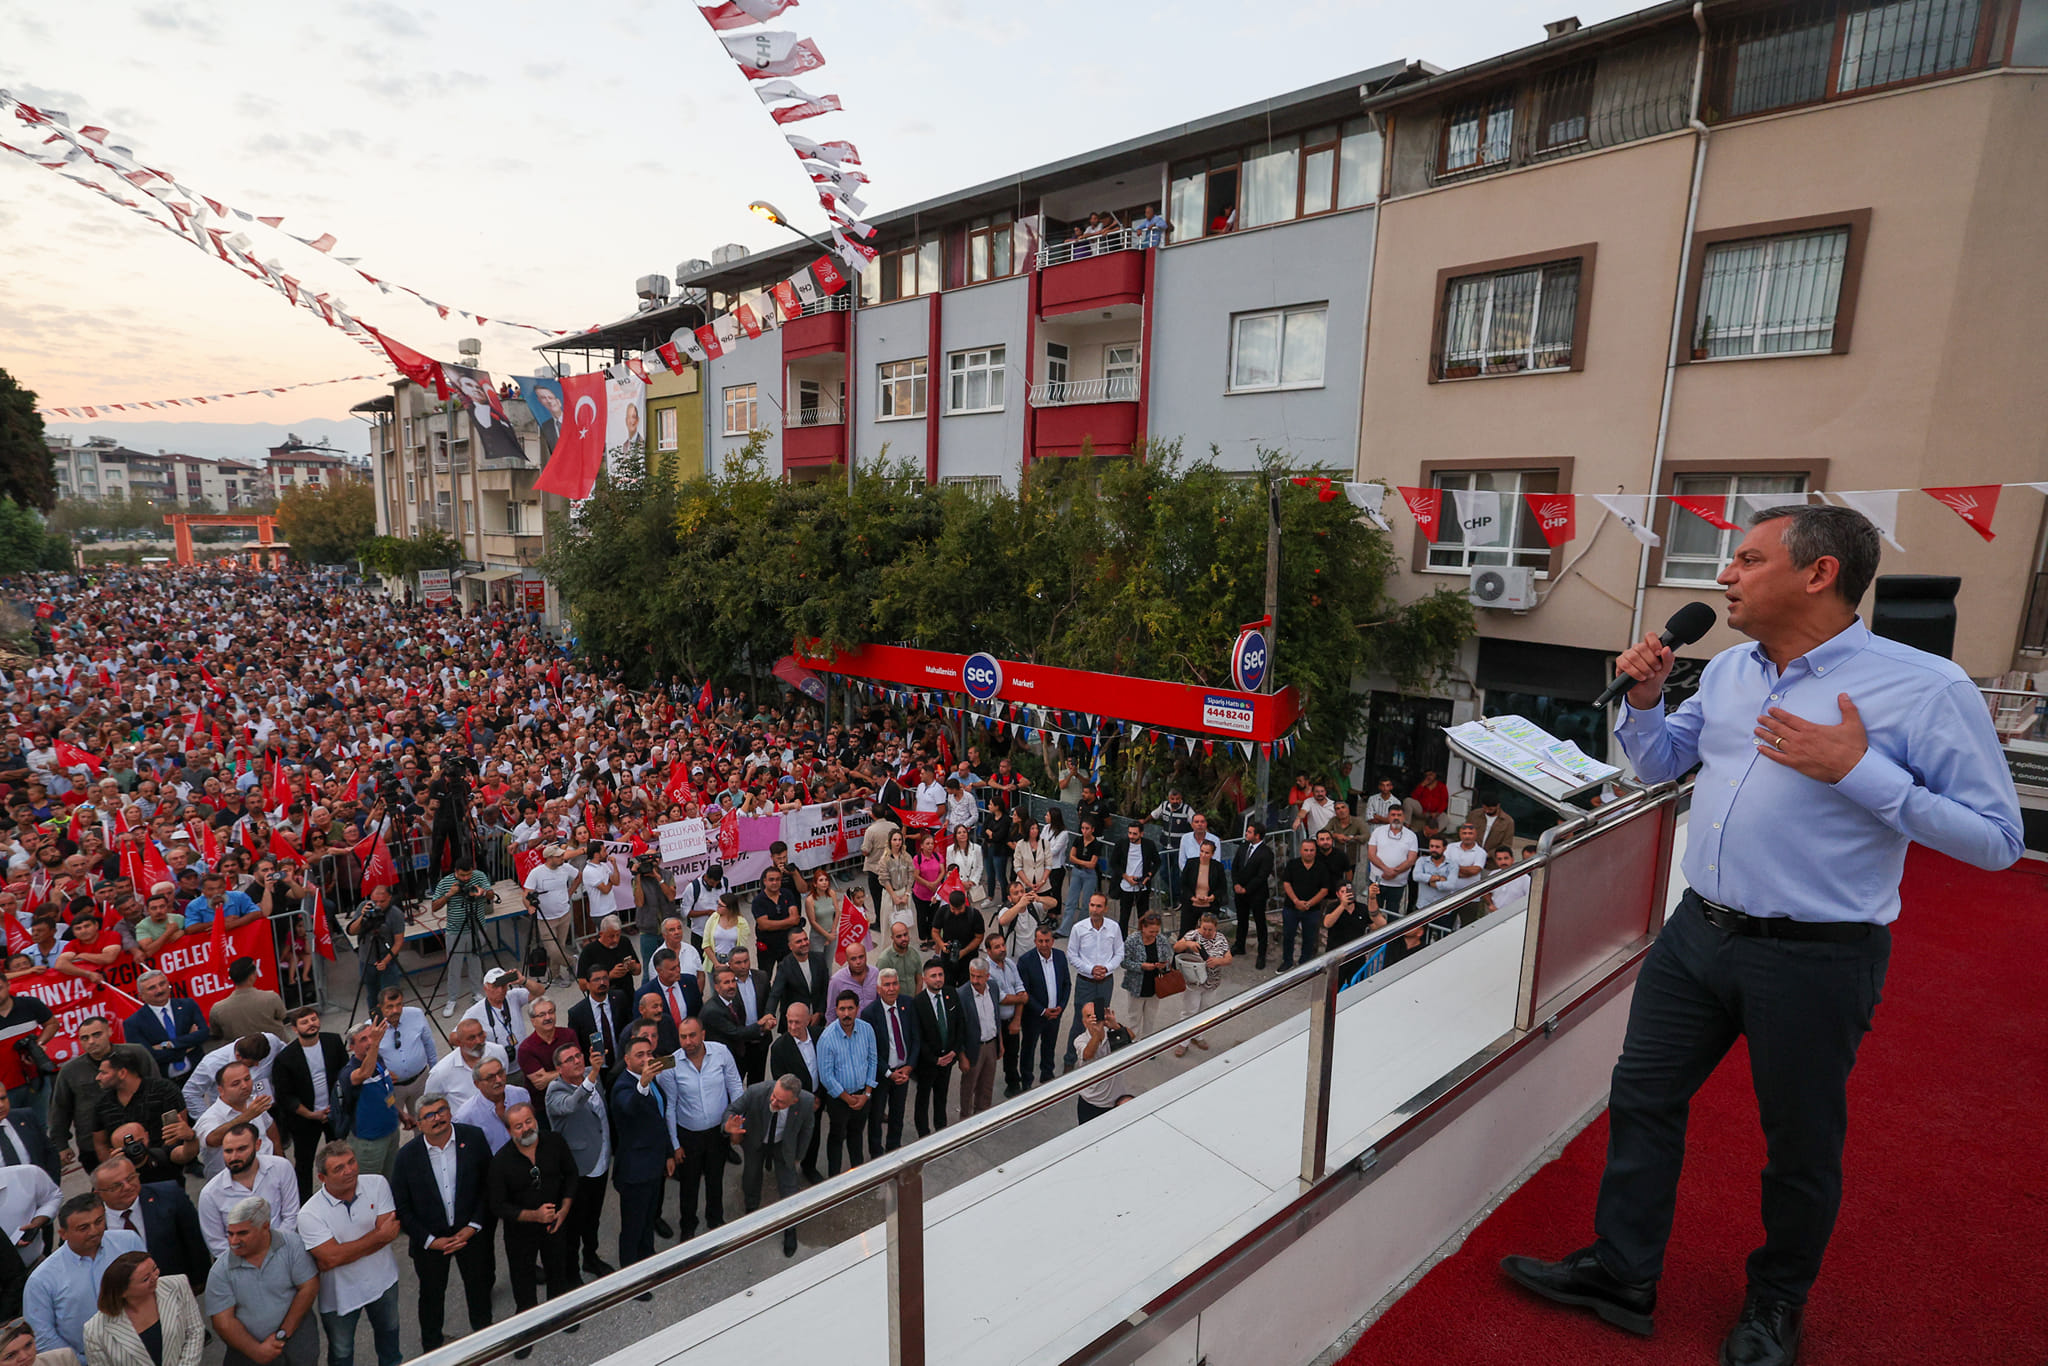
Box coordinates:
[1030,378,1139,457]
[783,399,846,469]
[1037,229,1147,317]
[782,296,849,359]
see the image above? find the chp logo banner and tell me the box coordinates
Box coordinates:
[3,919,280,1079]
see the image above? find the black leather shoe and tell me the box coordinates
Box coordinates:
[801,1166,825,1184]
[782,1229,799,1257]
[653,1217,674,1240]
[582,1255,614,1276]
[1721,1294,1802,1366]
[1500,1246,1656,1336]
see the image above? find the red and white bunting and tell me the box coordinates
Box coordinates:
[35,373,382,418]
[1923,485,2000,541]
[1396,486,1444,542]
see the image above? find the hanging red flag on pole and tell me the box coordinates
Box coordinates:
[833,892,869,966]
[830,801,849,861]
[353,831,398,891]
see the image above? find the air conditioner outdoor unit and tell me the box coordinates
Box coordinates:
[635,274,671,302]
[1469,565,1537,610]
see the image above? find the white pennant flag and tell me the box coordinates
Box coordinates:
[791,269,823,308]
[786,134,860,166]
[1742,490,1809,516]
[1829,489,1905,551]
[1341,481,1391,531]
[2023,483,2048,498]
[1450,488,1504,546]
[671,327,707,364]
[756,79,831,106]
[1593,493,1662,547]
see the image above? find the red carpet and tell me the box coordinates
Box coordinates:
[1346,848,2048,1366]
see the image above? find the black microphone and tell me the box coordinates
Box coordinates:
[1594,602,1718,709]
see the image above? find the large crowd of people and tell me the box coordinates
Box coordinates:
[0,566,1524,1366]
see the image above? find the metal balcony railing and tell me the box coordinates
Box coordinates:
[1035,225,1142,269]
[1026,375,1139,407]
[798,293,851,318]
[789,395,845,427]
[395,781,1688,1366]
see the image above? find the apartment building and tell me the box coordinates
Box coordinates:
[354,386,565,619]
[549,63,1424,489]
[266,435,364,494]
[47,438,274,511]
[1353,0,2048,800]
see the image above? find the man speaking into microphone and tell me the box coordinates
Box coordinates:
[1503,505,2021,1366]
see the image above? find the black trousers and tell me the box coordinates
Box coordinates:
[1593,893,1889,1304]
[825,1094,867,1174]
[615,1176,662,1266]
[912,1063,951,1137]
[411,1238,495,1350]
[673,1125,728,1238]
[998,1019,1021,1089]
[503,1221,578,1311]
[1233,881,1269,957]
[571,1173,607,1260]
[1021,1009,1061,1083]
[1114,887,1150,934]
[867,1074,910,1154]
[283,1116,327,1202]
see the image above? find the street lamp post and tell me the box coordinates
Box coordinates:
[750,200,858,497]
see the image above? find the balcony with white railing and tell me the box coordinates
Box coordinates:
[789,395,846,428]
[784,394,847,468]
[1034,225,1142,269]
[798,293,851,317]
[1036,226,1148,317]
[1026,375,1139,408]
[785,291,852,358]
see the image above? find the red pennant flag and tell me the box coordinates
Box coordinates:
[696,681,714,714]
[655,341,686,374]
[830,802,849,861]
[936,865,965,900]
[694,325,725,360]
[625,357,650,384]
[1397,487,1445,542]
[268,830,303,867]
[533,371,608,501]
[513,846,545,885]
[353,832,399,891]
[717,806,742,861]
[341,768,361,803]
[699,0,798,27]
[811,255,847,295]
[734,302,763,340]
[311,889,335,961]
[1,913,26,956]
[186,819,222,865]
[139,840,173,894]
[769,281,802,321]
[833,892,869,966]
[1524,492,1576,547]
[1924,485,2000,542]
[1671,494,1739,532]
[267,763,293,812]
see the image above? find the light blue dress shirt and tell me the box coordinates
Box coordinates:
[183,889,258,928]
[1616,620,2021,924]
[816,1017,877,1098]
[26,1228,147,1362]
[656,1041,742,1138]
[377,1006,439,1081]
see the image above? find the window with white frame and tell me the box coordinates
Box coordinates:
[1661,474,1808,583]
[1697,227,1849,358]
[878,359,927,419]
[1229,305,1327,392]
[1438,258,1583,377]
[947,347,1006,413]
[941,474,1003,496]
[1105,344,1139,400]
[1043,342,1070,403]
[1441,91,1515,175]
[1425,469,1561,572]
[506,499,523,534]
[656,406,678,452]
[722,383,759,436]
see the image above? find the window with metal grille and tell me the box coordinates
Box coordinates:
[1536,65,1594,153]
[878,359,926,419]
[1438,259,1582,377]
[1441,91,1515,175]
[947,347,1006,414]
[722,383,759,436]
[1426,469,1560,572]
[1840,0,1983,89]
[1661,474,1808,583]
[1714,0,1987,119]
[941,475,1003,496]
[1697,227,1848,357]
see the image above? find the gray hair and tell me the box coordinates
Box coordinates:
[599,914,622,932]
[525,997,554,1020]
[876,968,898,985]
[418,1091,451,1116]
[651,948,678,970]
[348,1020,382,1045]
[471,1057,504,1083]
[1751,504,1880,606]
[225,1195,271,1228]
[773,1073,803,1095]
[314,1140,356,1176]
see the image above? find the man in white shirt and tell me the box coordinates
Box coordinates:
[298,1140,403,1366]
[452,1057,528,1153]
[1448,823,1491,927]
[520,846,582,987]
[1365,806,1421,916]
[0,1163,60,1268]
[460,969,531,1052]
[424,1020,509,1116]
[1176,812,1223,865]
[956,960,1001,1119]
[194,1060,280,1180]
[198,1124,302,1256]
[1294,784,1337,838]
[183,1033,285,1118]
[642,915,703,985]
[1361,776,1401,827]
[912,765,946,815]
[675,869,725,947]
[1484,846,1533,918]
[1063,894,1124,1072]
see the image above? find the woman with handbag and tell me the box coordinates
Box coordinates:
[1121,913,1180,1039]
[83,1254,205,1366]
[876,829,917,935]
[1171,913,1232,1056]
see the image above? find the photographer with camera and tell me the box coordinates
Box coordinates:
[628,849,677,968]
[429,853,497,1018]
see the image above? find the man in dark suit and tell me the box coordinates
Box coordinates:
[766,927,830,1029]
[766,1002,824,1183]
[910,960,968,1138]
[700,965,774,1086]
[1231,820,1276,969]
[269,1004,348,1201]
[1109,821,1162,931]
[859,969,918,1156]
[566,975,632,1073]
[92,1155,210,1288]
[392,1093,498,1350]
[0,1092,57,1181]
[609,1035,675,1271]
[632,949,699,1056]
[122,971,209,1081]
[1018,926,1072,1087]
[723,1075,815,1257]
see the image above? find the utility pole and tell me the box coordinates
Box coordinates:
[1254,480,1280,828]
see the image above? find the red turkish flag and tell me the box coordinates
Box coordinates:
[833,893,869,966]
[655,342,686,374]
[1924,485,2000,541]
[937,865,965,900]
[533,371,608,501]
[811,255,847,295]
[186,819,221,865]
[341,768,361,803]
[694,325,725,360]
[1671,494,1739,532]
[311,889,335,961]
[353,832,399,891]
[268,830,303,867]
[1397,487,1445,542]
[1524,492,1576,547]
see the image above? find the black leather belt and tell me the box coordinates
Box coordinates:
[1693,894,1872,943]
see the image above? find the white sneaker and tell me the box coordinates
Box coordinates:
[440,1001,455,1017]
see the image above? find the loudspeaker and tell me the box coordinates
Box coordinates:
[1870,575,1960,660]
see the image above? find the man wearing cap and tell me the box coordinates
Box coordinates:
[460,970,532,1053]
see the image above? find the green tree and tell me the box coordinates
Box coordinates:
[275,480,375,563]
[359,527,464,578]
[0,369,56,512]
[0,498,70,572]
